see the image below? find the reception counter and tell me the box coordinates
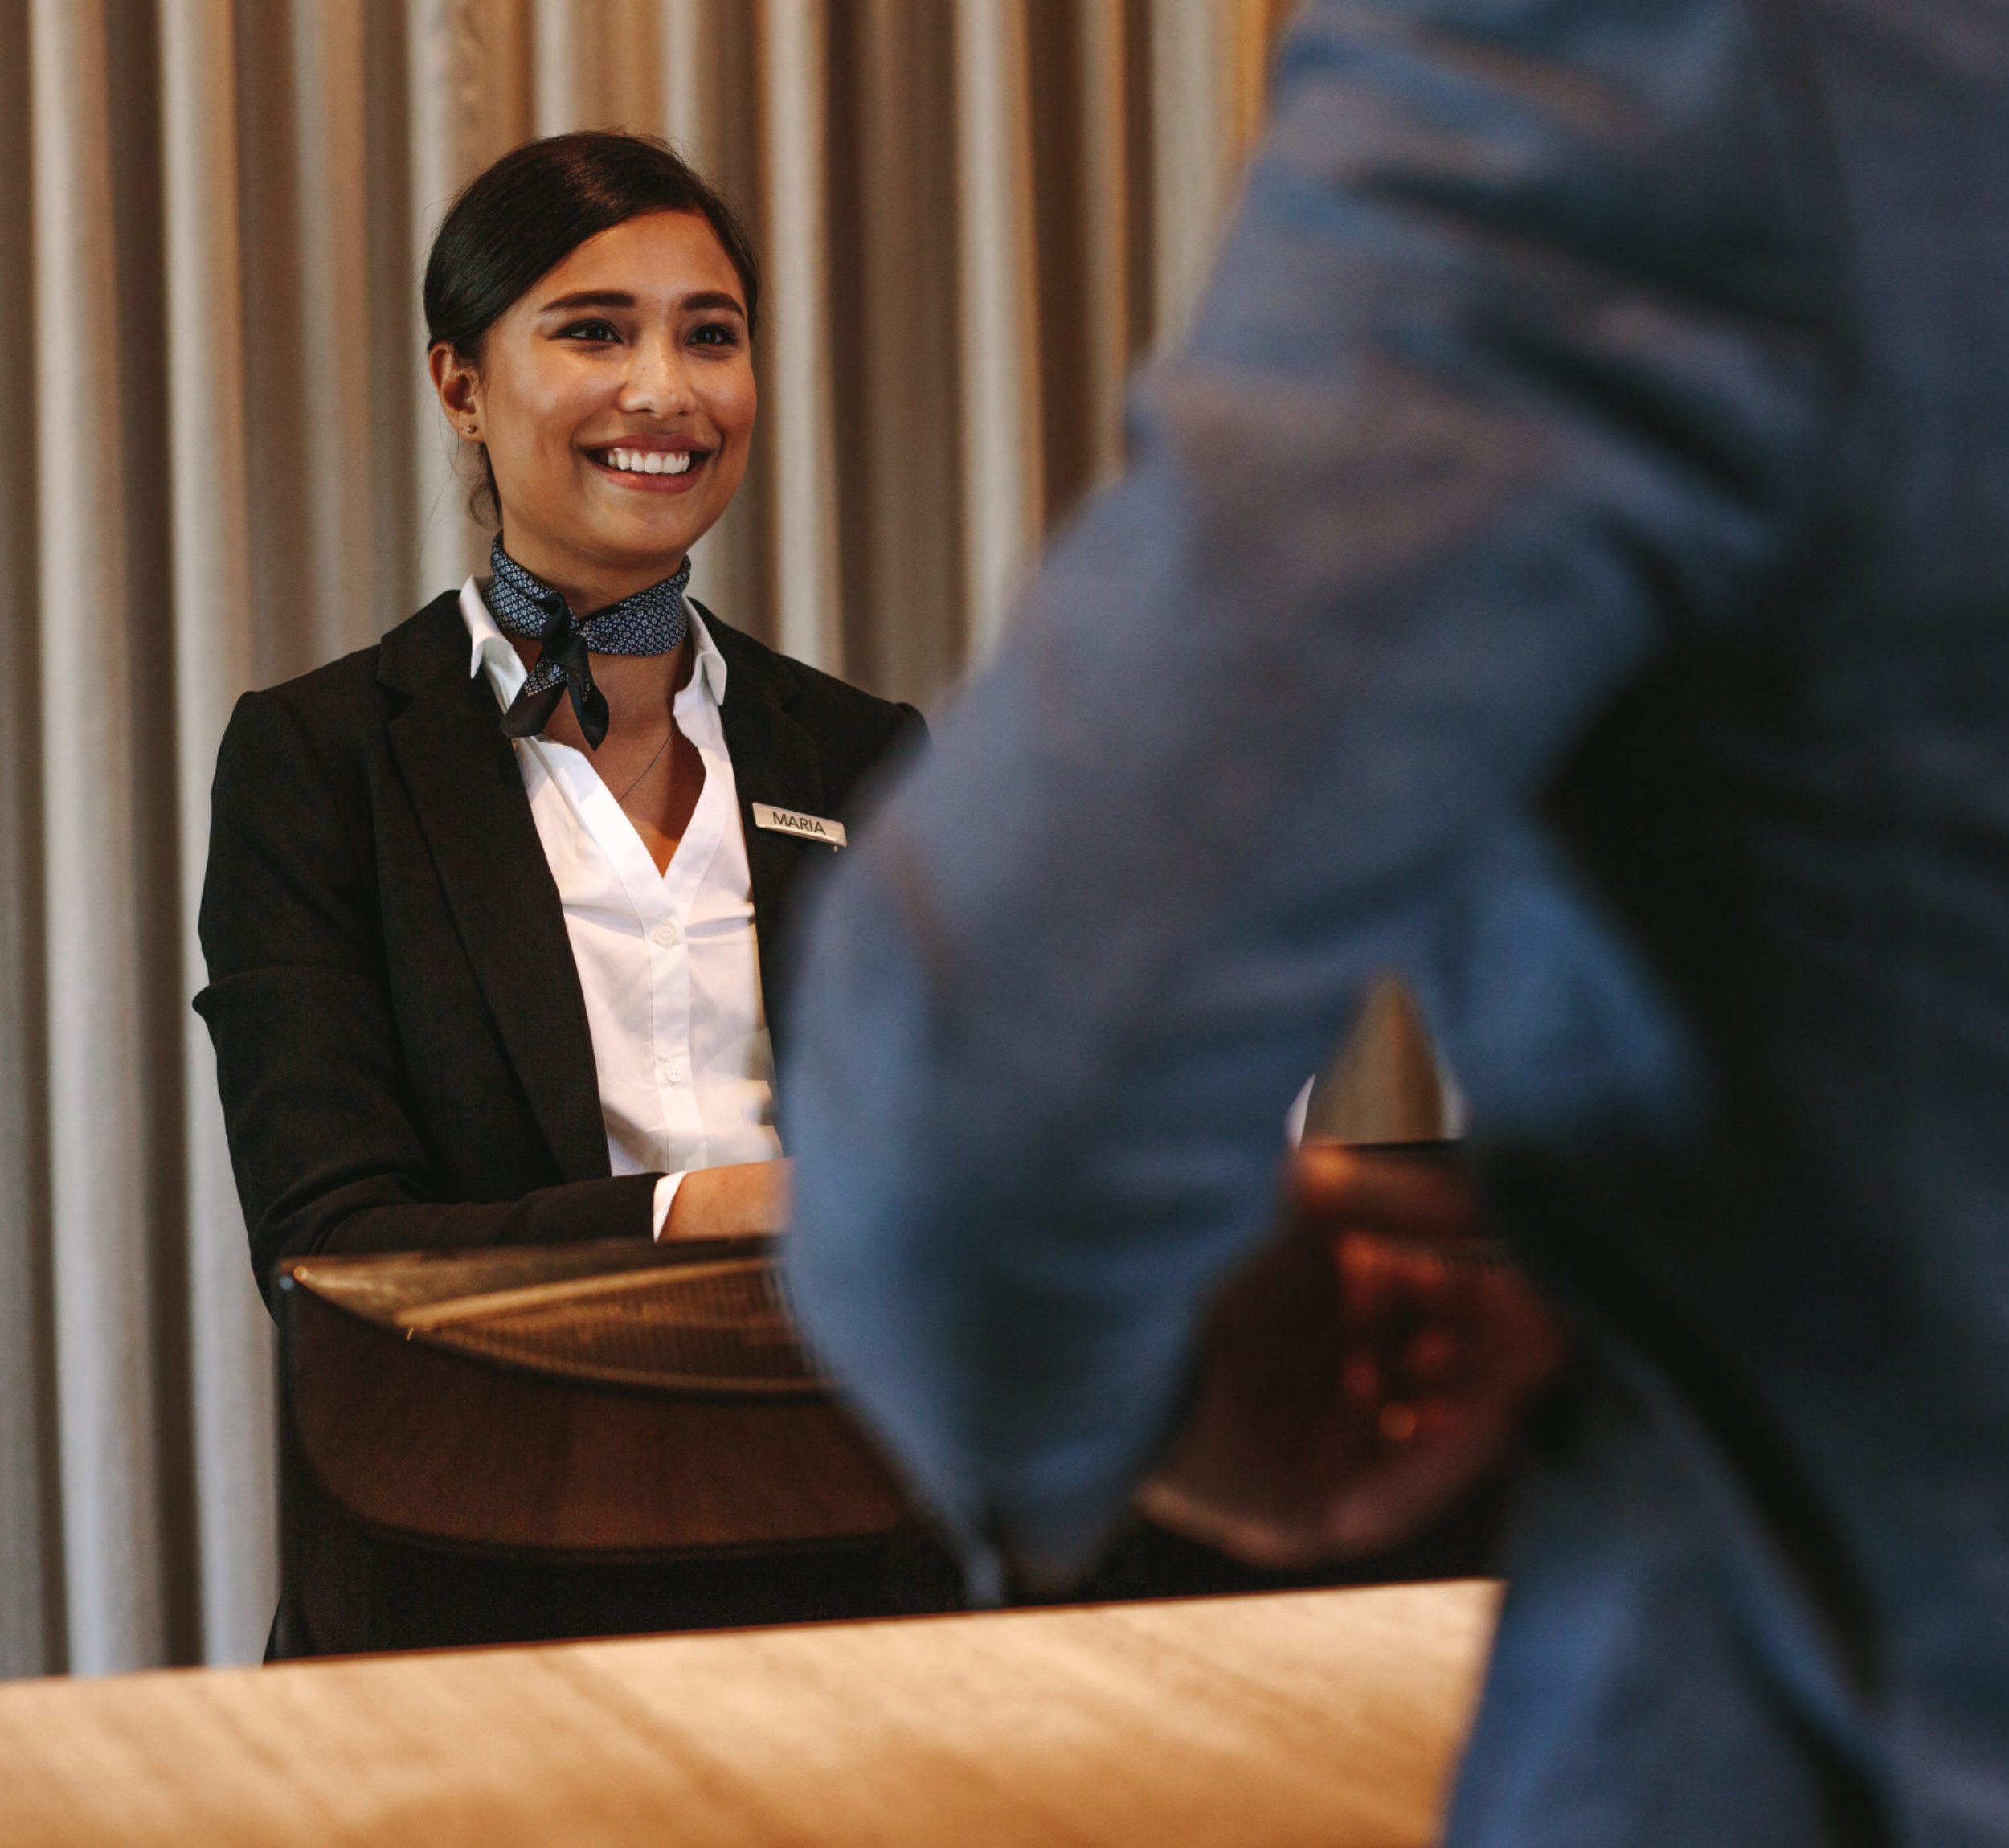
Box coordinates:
[0,1579,1499,1846]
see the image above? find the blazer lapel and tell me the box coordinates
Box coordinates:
[708,612,830,1051]
[385,642,610,1183]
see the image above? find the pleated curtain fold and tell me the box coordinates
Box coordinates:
[0,0,1291,1676]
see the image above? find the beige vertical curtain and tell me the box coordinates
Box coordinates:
[0,0,1294,1676]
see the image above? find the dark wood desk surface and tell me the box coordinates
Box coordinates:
[0,1580,1500,1847]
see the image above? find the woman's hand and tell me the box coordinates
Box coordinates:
[662,1158,792,1240]
[1134,1141,1573,1568]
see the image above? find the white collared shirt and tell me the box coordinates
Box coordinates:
[459,577,782,1237]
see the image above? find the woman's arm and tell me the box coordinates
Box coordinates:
[661,1159,792,1240]
[196,686,659,1304]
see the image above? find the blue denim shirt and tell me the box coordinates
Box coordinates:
[784,3,2009,1838]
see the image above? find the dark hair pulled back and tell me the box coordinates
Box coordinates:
[424,130,761,527]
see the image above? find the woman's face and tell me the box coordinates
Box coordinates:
[434,210,755,602]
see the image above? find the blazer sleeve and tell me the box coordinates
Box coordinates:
[196,689,658,1303]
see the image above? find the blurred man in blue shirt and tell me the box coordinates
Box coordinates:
[784,2,2009,1838]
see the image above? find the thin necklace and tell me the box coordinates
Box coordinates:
[612,728,674,803]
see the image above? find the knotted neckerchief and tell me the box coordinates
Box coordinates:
[481,538,691,750]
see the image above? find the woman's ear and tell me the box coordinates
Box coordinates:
[429,341,483,441]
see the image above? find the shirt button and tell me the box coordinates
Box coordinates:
[653,919,682,947]
[661,1059,689,1087]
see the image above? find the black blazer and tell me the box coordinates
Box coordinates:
[196,591,923,1300]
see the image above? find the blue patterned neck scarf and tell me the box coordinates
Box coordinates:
[481,538,692,750]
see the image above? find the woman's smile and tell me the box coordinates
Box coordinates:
[589,440,708,486]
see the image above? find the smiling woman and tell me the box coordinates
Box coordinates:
[191,133,931,1654]
[194,135,927,1532]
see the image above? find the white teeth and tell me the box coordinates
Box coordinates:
[601,447,695,475]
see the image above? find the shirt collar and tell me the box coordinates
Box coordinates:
[458,574,729,711]
[685,603,730,707]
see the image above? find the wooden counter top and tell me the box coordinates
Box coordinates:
[0,1580,1500,1847]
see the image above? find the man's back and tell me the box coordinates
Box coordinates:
[784,4,2009,1838]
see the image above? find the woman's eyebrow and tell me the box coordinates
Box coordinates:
[534,287,745,317]
[538,289,636,313]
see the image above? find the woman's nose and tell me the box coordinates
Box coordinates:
[620,337,696,417]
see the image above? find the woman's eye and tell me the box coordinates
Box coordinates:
[554,319,620,344]
[689,321,741,349]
